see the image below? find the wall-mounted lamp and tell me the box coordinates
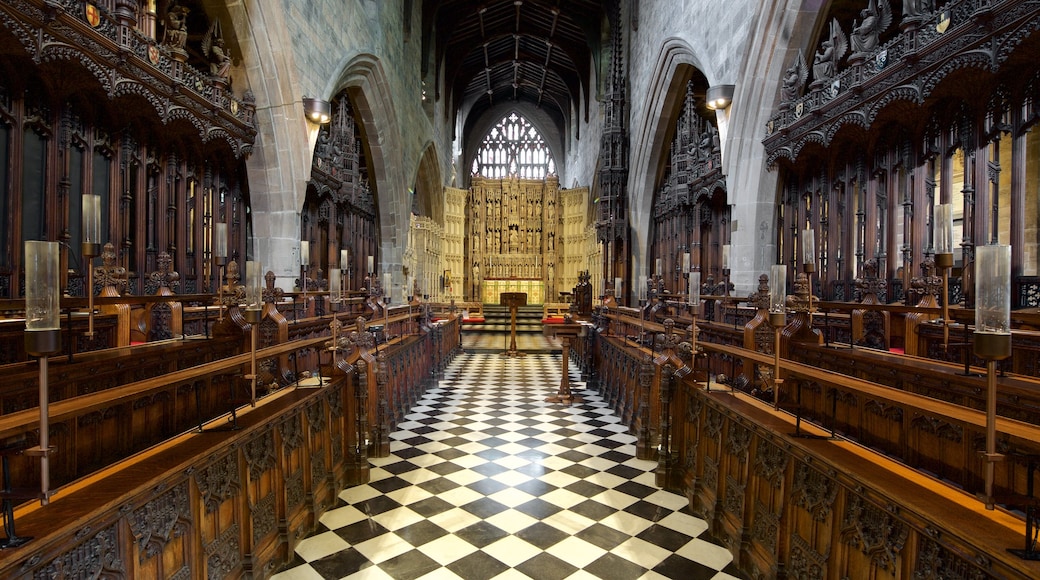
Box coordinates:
[302,97,331,124]
[705,84,735,110]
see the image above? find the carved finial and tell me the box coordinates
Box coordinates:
[749,273,771,310]
[95,243,128,293]
[149,251,180,291]
[856,257,887,300]
[786,272,813,312]
[263,270,284,304]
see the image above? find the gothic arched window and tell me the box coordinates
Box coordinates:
[472,113,555,179]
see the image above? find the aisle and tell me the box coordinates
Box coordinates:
[273,353,738,580]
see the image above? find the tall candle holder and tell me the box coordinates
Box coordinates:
[802,228,816,323]
[638,275,648,345]
[213,222,228,323]
[688,271,701,353]
[82,194,101,338]
[769,264,788,410]
[243,261,263,406]
[24,241,61,507]
[300,240,310,302]
[383,271,391,344]
[973,245,1011,510]
[721,244,731,297]
[934,204,954,349]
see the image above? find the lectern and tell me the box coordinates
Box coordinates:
[500,291,527,357]
[544,321,586,404]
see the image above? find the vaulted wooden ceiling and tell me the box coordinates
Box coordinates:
[423,0,607,140]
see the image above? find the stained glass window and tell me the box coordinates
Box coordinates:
[472,113,555,179]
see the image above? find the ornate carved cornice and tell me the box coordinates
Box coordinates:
[0,0,256,158]
[764,0,1040,166]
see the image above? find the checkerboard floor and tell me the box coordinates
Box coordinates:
[273,352,740,580]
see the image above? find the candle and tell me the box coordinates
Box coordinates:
[975,245,1010,334]
[614,277,621,297]
[367,255,375,274]
[689,272,701,306]
[300,241,309,266]
[655,258,662,276]
[802,229,815,266]
[722,245,731,270]
[769,265,786,313]
[638,275,647,301]
[245,261,263,309]
[213,223,228,260]
[682,252,690,273]
[383,272,391,300]
[82,194,101,245]
[341,249,349,272]
[329,268,341,298]
[934,203,953,255]
[24,241,61,332]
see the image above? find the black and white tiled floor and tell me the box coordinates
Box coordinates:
[273,349,739,580]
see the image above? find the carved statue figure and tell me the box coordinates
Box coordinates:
[161,3,189,50]
[202,20,232,81]
[903,0,934,18]
[851,0,893,55]
[812,18,848,83]
[780,50,808,104]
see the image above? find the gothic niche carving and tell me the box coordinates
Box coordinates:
[841,494,909,574]
[196,453,241,514]
[792,462,839,521]
[129,481,191,562]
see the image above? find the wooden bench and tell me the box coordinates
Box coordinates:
[541,302,570,324]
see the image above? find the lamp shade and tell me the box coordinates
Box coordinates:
[705,84,734,110]
[302,97,331,124]
[689,272,701,307]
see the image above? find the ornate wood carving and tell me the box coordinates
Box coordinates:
[30,523,124,579]
[244,430,276,481]
[751,500,780,552]
[204,523,241,580]
[129,481,191,562]
[792,461,838,521]
[788,532,827,580]
[753,439,789,488]
[841,494,909,574]
[914,536,990,580]
[196,452,241,514]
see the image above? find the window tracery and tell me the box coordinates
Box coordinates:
[472,113,555,180]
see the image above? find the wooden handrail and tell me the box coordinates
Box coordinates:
[0,336,327,439]
[695,339,1040,443]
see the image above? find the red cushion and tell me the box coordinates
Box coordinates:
[541,317,566,324]
[462,317,485,323]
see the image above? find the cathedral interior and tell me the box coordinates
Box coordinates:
[1,0,1040,578]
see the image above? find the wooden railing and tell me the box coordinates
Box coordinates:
[0,299,459,577]
[582,302,1040,578]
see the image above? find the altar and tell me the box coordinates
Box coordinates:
[483,279,544,304]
